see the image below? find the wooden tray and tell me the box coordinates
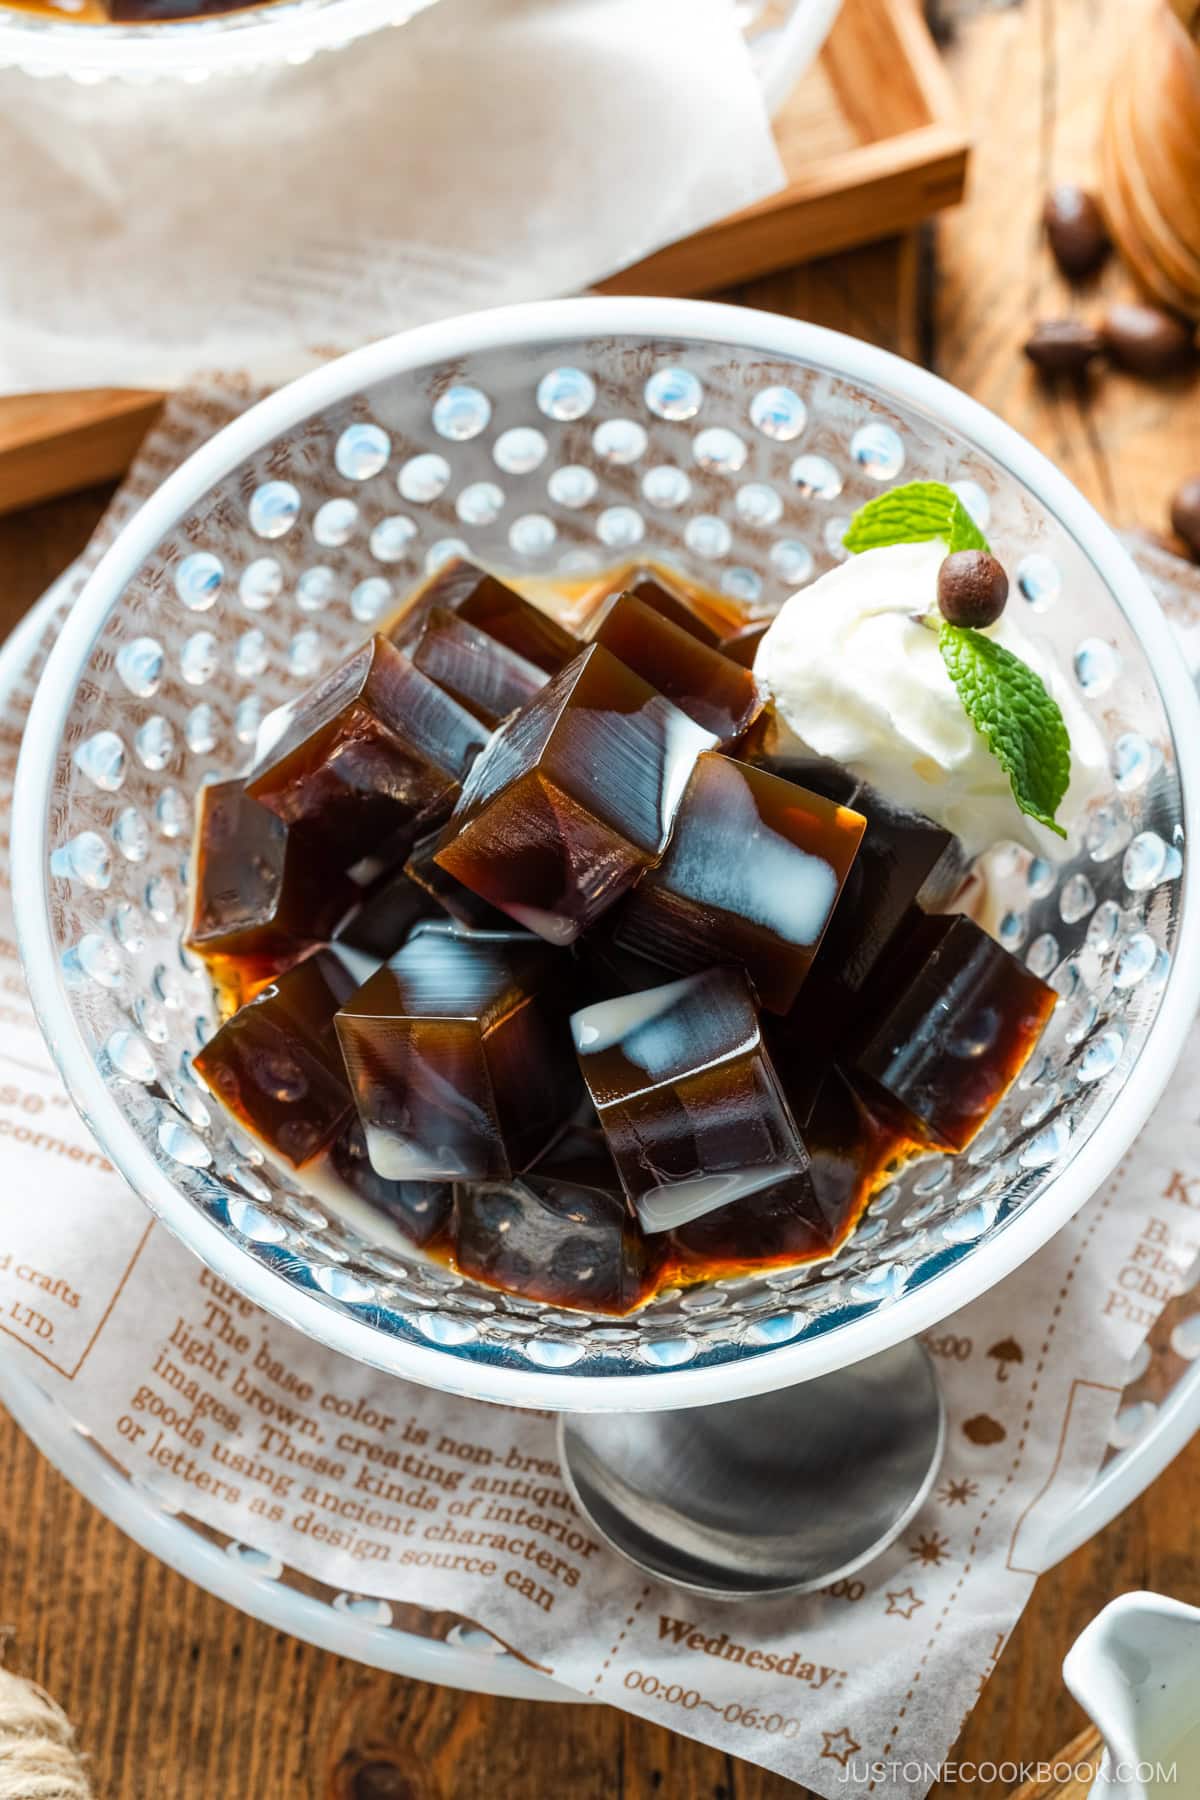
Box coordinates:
[0,0,967,517]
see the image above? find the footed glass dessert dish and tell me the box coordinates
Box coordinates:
[13,298,1200,1410]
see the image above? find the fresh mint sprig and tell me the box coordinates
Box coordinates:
[938,624,1070,837]
[843,480,1072,837]
[842,480,989,556]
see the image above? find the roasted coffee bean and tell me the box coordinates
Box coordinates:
[1170,475,1200,559]
[1023,318,1106,376]
[1101,303,1196,377]
[1043,184,1111,279]
[937,551,1009,629]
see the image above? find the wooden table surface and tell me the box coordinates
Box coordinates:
[3,2,1200,1795]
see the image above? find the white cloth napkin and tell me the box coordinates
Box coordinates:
[0,0,784,393]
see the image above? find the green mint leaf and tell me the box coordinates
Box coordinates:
[939,623,1070,838]
[843,480,990,556]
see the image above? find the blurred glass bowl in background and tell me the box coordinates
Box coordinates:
[0,0,840,92]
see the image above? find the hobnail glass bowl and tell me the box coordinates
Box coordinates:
[0,0,837,91]
[13,297,1200,1411]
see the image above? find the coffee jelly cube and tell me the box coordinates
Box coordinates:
[572,966,809,1233]
[404,829,513,932]
[592,592,764,746]
[588,567,737,648]
[613,752,865,1014]
[434,644,716,945]
[335,930,579,1182]
[453,1168,662,1316]
[849,914,1057,1152]
[669,1172,831,1270]
[247,634,488,876]
[788,785,961,1030]
[720,623,770,670]
[411,606,547,727]
[328,1120,453,1249]
[194,950,358,1168]
[186,778,353,1003]
[390,558,579,674]
[335,864,437,961]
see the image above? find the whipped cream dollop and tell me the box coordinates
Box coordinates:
[754,538,1109,859]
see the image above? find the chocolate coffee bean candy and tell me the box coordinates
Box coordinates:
[571,966,810,1232]
[328,1121,453,1248]
[195,950,359,1169]
[937,550,1010,628]
[1043,184,1111,279]
[1169,474,1200,558]
[335,929,579,1182]
[334,864,437,961]
[1023,318,1106,377]
[390,558,579,673]
[186,778,353,1007]
[411,606,546,727]
[453,1163,663,1315]
[592,591,765,745]
[849,913,1057,1152]
[247,634,488,877]
[611,751,865,1014]
[433,644,715,945]
[1100,303,1195,377]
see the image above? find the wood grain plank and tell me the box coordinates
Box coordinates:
[0,391,162,518]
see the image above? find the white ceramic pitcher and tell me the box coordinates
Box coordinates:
[1064,1592,1200,1798]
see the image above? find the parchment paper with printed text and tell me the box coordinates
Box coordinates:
[1,395,1198,1800]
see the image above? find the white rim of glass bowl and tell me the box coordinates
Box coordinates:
[0,0,442,81]
[0,0,839,93]
[13,296,1200,1413]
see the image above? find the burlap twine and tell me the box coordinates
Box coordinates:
[0,1640,91,1800]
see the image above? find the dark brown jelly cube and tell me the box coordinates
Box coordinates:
[328,1121,453,1249]
[849,914,1057,1152]
[434,644,715,945]
[613,752,865,1014]
[571,966,808,1233]
[186,778,352,1004]
[390,558,579,674]
[720,623,769,670]
[335,930,578,1182]
[404,830,513,932]
[792,785,961,1027]
[611,568,747,650]
[411,606,546,727]
[669,1171,831,1271]
[247,635,487,876]
[335,865,437,961]
[592,593,764,746]
[453,1172,662,1315]
[194,950,358,1168]
[674,1065,905,1275]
